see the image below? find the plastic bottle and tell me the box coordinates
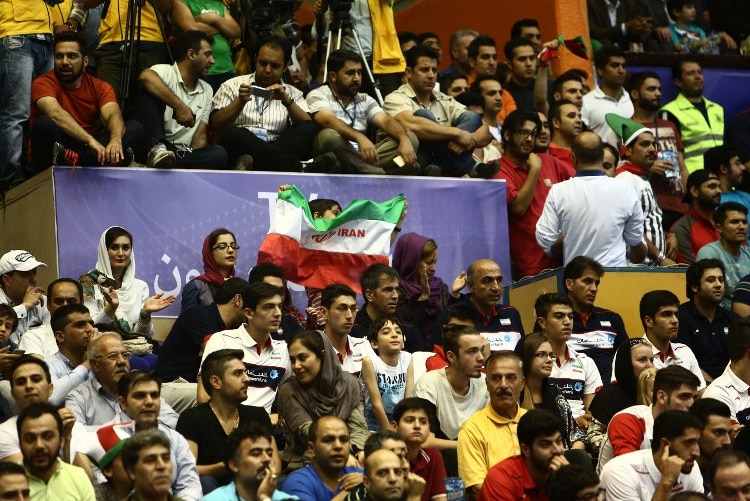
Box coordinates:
[445,477,466,501]
[708,31,720,55]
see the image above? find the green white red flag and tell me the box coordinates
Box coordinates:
[257,186,405,292]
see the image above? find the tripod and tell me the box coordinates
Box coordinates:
[120,0,173,111]
[323,7,383,105]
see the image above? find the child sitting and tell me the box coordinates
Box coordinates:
[668,0,707,52]
[391,397,448,501]
[361,315,413,430]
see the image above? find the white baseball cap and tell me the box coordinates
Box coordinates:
[0,250,47,275]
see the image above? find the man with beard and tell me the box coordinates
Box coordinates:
[548,100,583,167]
[383,45,493,178]
[705,145,750,213]
[470,75,503,148]
[660,59,724,173]
[18,402,94,499]
[688,398,733,484]
[581,47,633,147]
[600,410,703,500]
[283,416,364,501]
[609,114,670,266]
[458,351,527,501]
[678,260,737,383]
[137,30,227,169]
[210,35,335,172]
[66,332,179,428]
[28,31,144,171]
[478,409,569,501]
[493,110,574,279]
[672,170,723,264]
[307,49,418,176]
[177,349,278,492]
[537,131,646,268]
[202,423,291,501]
[630,71,689,231]
[697,202,750,309]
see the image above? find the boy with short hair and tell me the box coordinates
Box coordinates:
[668,0,707,52]
[392,397,447,501]
[0,304,18,350]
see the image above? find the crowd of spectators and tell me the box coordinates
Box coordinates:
[4,0,750,500]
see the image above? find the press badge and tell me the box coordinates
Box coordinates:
[252,127,269,142]
[500,318,511,325]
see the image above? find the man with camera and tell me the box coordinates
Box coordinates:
[210,34,336,172]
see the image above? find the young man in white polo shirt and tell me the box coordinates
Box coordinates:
[598,365,700,473]
[535,293,602,428]
[704,317,750,425]
[600,410,704,500]
[198,282,290,414]
[638,290,706,389]
[321,283,371,376]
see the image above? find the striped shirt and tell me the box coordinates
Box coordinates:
[616,167,665,264]
[211,73,309,141]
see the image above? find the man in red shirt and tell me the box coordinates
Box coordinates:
[547,99,582,167]
[671,170,722,264]
[29,31,145,171]
[494,110,575,280]
[479,409,569,501]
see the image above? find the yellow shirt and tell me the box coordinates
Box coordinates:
[457,404,527,489]
[0,0,52,38]
[99,0,163,45]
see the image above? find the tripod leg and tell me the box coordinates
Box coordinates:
[350,27,383,105]
[324,30,334,83]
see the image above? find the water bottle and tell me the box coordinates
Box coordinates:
[708,31,720,55]
[445,477,465,501]
[680,33,691,53]
[658,150,679,178]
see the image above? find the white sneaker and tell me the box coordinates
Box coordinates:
[147,143,176,169]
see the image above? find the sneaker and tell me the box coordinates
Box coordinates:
[472,161,500,179]
[52,142,79,167]
[301,152,339,173]
[422,164,443,177]
[121,147,135,166]
[147,143,176,169]
[234,154,253,171]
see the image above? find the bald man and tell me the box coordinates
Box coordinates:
[536,131,647,266]
[433,259,524,352]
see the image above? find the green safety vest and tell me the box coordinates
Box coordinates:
[660,93,724,173]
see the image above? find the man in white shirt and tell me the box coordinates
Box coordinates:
[600,410,704,500]
[704,317,750,424]
[581,47,633,147]
[137,30,227,169]
[198,282,290,414]
[307,49,418,175]
[413,325,488,445]
[321,283,371,376]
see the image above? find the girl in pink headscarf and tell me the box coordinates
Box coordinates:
[392,232,466,349]
[181,228,237,312]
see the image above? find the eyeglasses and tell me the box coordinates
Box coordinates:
[513,129,539,139]
[576,488,605,501]
[94,351,132,361]
[213,243,239,251]
[533,351,557,360]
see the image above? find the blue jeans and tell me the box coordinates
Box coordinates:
[413,108,482,176]
[0,36,52,181]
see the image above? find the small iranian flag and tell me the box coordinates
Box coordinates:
[257,186,405,292]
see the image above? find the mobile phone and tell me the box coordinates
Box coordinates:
[251,86,273,99]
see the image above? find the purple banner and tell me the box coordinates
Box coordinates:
[53,168,510,317]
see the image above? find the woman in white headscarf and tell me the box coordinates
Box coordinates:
[81,226,175,337]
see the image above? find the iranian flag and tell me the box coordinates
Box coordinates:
[257,186,405,292]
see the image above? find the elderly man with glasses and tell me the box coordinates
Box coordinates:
[66,332,179,428]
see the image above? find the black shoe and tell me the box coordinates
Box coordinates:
[473,161,500,179]
[52,142,79,166]
[422,164,443,177]
[302,152,340,173]
[121,147,135,166]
